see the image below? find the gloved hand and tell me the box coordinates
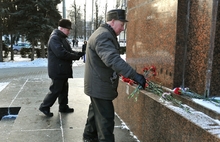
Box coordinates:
[133,73,146,89]
[72,55,81,60]
[77,52,85,57]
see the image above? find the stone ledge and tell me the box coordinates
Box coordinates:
[114,80,220,142]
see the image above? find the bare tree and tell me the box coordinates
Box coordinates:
[116,0,120,8]
[104,1,108,22]
[94,0,99,30]
[83,2,86,40]
[93,0,105,30]
[69,0,83,39]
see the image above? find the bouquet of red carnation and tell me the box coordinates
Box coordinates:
[126,65,190,112]
[127,65,157,101]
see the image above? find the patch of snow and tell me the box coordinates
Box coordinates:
[165,104,220,138]
[115,113,140,142]
[0,58,83,68]
[0,58,47,68]
[0,82,9,92]
[192,98,220,113]
[120,54,126,61]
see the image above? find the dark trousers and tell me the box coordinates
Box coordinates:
[83,54,86,62]
[40,79,69,110]
[83,97,115,142]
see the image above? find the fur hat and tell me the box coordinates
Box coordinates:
[58,19,72,29]
[106,9,128,22]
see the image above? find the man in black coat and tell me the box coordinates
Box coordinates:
[72,38,75,47]
[39,19,84,117]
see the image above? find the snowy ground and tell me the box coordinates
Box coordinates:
[0,57,47,68]
[0,54,126,68]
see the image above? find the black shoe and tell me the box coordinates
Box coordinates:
[39,107,53,117]
[83,137,98,142]
[59,106,74,113]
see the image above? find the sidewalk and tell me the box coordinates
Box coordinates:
[0,60,139,142]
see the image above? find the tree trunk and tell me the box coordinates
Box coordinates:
[10,34,14,61]
[40,39,46,58]
[41,44,46,58]
[0,33,3,62]
[31,46,35,61]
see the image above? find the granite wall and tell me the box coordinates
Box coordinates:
[114,0,220,141]
[126,0,177,88]
[211,1,220,96]
[125,0,220,96]
[182,0,216,96]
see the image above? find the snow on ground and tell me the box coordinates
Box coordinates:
[115,113,140,142]
[0,58,47,68]
[0,56,83,68]
[0,82,9,92]
[0,54,126,69]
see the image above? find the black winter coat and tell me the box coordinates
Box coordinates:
[82,43,87,53]
[47,29,80,79]
[84,24,137,100]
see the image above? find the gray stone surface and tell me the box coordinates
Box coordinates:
[0,60,138,142]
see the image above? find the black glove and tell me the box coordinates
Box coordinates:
[133,73,146,89]
[77,52,85,57]
[72,55,81,60]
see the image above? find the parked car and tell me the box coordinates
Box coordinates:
[13,42,31,54]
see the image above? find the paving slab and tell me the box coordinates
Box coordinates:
[0,63,139,142]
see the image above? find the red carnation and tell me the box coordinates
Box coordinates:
[150,65,156,72]
[173,87,182,95]
[128,80,134,85]
[145,83,149,88]
[142,67,149,72]
[122,76,130,83]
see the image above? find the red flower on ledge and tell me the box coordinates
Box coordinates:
[173,87,182,95]
[122,76,130,83]
[128,80,134,85]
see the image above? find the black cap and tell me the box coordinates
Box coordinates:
[106,9,128,22]
[58,19,72,29]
